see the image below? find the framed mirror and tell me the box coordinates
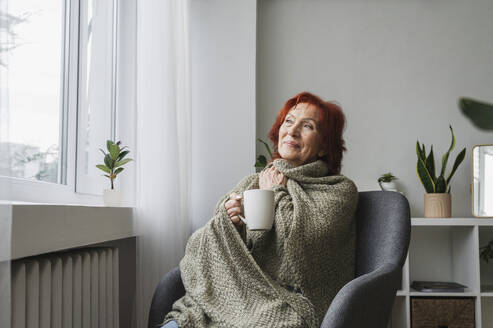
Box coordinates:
[472,144,493,217]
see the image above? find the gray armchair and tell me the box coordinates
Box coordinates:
[148,191,411,328]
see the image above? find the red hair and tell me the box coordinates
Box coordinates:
[267,91,347,175]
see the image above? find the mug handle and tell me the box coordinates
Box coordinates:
[238,193,246,225]
[238,214,247,225]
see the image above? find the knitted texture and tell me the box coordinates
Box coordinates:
[163,159,358,328]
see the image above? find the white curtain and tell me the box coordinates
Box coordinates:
[0,0,12,325]
[134,0,192,327]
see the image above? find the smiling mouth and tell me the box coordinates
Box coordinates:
[284,142,299,148]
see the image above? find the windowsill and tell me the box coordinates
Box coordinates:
[4,203,134,261]
[3,200,134,207]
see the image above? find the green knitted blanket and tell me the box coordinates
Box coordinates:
[164,159,358,328]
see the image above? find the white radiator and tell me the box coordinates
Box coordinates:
[11,247,119,328]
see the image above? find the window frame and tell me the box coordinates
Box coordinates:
[1,0,120,205]
[75,0,119,196]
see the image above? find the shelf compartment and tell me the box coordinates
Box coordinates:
[482,297,493,328]
[410,297,476,328]
[409,226,479,293]
[390,295,408,328]
[479,226,493,293]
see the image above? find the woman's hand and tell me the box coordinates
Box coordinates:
[225,193,244,228]
[259,166,287,190]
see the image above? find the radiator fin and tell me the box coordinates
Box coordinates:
[11,247,119,328]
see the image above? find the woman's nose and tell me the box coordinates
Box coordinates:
[287,124,300,136]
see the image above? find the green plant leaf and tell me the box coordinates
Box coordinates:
[99,148,107,156]
[480,240,493,263]
[96,164,110,173]
[435,175,447,193]
[425,146,436,183]
[378,173,397,183]
[440,125,456,177]
[106,140,114,152]
[446,147,466,185]
[115,158,132,168]
[103,174,111,178]
[459,97,493,131]
[117,150,130,161]
[109,143,120,160]
[114,167,124,175]
[257,139,273,159]
[104,154,114,169]
[254,155,267,168]
[416,141,426,162]
[417,158,435,193]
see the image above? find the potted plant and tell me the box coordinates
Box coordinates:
[416,125,466,218]
[378,173,398,191]
[254,138,273,172]
[96,140,133,206]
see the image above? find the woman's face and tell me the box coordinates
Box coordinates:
[277,102,326,167]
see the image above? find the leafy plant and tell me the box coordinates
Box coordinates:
[254,138,273,171]
[480,240,493,263]
[459,97,493,131]
[416,125,466,193]
[378,173,397,183]
[96,140,133,189]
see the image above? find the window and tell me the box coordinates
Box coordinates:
[2,0,67,184]
[0,0,119,203]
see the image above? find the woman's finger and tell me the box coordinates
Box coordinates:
[227,207,242,216]
[224,195,243,209]
[231,215,243,225]
[224,199,234,210]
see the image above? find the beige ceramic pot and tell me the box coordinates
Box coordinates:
[103,189,123,207]
[424,193,451,218]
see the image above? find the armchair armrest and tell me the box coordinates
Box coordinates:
[148,267,186,328]
[321,263,402,328]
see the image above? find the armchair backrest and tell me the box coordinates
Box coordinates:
[354,191,411,277]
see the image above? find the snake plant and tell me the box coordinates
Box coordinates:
[416,125,466,193]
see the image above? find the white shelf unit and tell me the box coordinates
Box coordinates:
[389,218,493,328]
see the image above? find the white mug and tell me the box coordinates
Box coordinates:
[239,189,275,231]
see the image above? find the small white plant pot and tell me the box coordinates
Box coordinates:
[103,189,123,207]
[379,181,397,192]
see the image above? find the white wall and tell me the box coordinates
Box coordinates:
[257,0,493,217]
[190,0,257,230]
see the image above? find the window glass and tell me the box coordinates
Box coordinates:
[1,0,65,184]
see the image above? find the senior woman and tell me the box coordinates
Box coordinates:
[161,92,358,328]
